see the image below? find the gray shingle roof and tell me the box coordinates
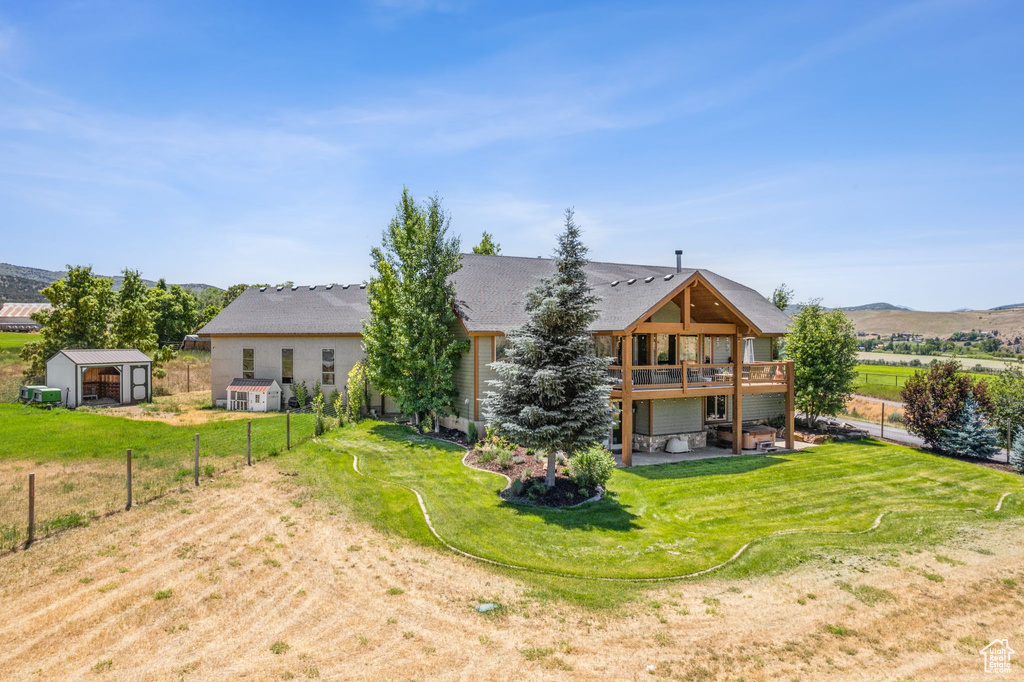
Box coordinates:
[199,255,789,337]
[58,349,152,364]
[199,284,369,335]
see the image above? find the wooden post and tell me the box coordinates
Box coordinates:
[682,286,691,330]
[126,449,133,510]
[622,333,633,467]
[247,420,252,466]
[881,403,885,440]
[732,333,743,454]
[785,361,795,449]
[27,472,35,547]
[194,434,200,486]
[286,411,291,450]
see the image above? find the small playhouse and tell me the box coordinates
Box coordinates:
[45,349,152,408]
[225,378,282,412]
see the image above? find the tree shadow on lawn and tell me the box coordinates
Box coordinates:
[368,423,465,451]
[621,453,785,481]
[498,493,641,532]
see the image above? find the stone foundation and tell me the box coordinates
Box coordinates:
[633,431,707,453]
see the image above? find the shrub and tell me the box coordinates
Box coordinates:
[332,392,346,427]
[526,480,546,500]
[467,421,478,444]
[887,411,904,424]
[292,380,310,408]
[420,413,433,433]
[567,445,616,490]
[328,390,340,416]
[312,393,326,436]
[1010,426,1024,473]
[496,448,514,470]
[475,449,496,464]
[509,478,526,496]
[901,360,992,449]
[344,363,368,422]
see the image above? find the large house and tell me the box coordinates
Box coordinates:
[200,252,794,466]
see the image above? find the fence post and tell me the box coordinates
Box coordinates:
[287,410,291,450]
[247,420,252,466]
[194,433,200,486]
[126,449,133,510]
[187,364,190,393]
[26,472,35,548]
[880,403,885,440]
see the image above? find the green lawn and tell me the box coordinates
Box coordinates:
[289,421,1024,586]
[0,404,314,467]
[853,364,993,401]
[0,331,39,351]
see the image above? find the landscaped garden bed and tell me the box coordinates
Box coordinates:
[465,436,608,507]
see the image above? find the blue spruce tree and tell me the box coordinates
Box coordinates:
[482,209,614,487]
[935,393,998,458]
[1010,425,1024,473]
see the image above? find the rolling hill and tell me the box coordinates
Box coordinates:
[0,263,220,303]
[843,308,1024,341]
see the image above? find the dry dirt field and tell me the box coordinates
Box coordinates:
[2,464,1023,681]
[844,308,1024,341]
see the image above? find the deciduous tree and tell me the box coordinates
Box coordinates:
[771,283,794,311]
[472,231,501,255]
[21,265,115,381]
[900,360,992,449]
[363,188,469,430]
[785,301,858,426]
[482,209,614,487]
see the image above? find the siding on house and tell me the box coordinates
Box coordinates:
[650,301,681,323]
[477,336,499,407]
[754,336,772,362]
[741,392,785,421]
[450,321,474,420]
[210,336,364,404]
[651,398,702,434]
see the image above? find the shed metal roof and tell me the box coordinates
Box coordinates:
[199,254,790,337]
[57,349,152,365]
[0,303,52,319]
[226,378,279,392]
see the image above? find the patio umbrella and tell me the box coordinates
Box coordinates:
[742,337,756,364]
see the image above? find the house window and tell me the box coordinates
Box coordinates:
[494,336,508,361]
[680,335,699,363]
[655,333,676,365]
[281,348,293,384]
[593,335,614,361]
[705,395,728,422]
[322,349,335,385]
[242,348,254,379]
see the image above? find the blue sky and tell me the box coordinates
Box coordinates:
[0,0,1021,310]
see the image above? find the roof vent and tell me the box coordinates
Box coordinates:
[626,278,637,285]
[276,286,283,291]
[325,284,333,290]
[342,284,350,289]
[359,283,367,289]
[291,285,298,291]
[663,274,673,281]
[259,286,267,292]
[610,280,619,287]
[644,276,655,283]
[309,285,316,290]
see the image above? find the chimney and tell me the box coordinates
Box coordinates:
[675,249,683,273]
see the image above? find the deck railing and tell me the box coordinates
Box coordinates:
[606,361,789,391]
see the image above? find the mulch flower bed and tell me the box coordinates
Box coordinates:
[465,446,601,508]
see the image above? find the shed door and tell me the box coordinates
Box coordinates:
[130,365,148,402]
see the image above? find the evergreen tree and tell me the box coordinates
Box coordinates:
[362,188,469,430]
[482,209,614,487]
[935,393,999,458]
[1010,426,1024,473]
[21,265,115,381]
[472,231,501,255]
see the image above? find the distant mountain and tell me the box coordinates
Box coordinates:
[783,302,913,315]
[0,263,221,303]
[991,303,1024,311]
[838,302,913,312]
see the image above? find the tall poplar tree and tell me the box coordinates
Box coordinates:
[482,209,614,487]
[363,188,468,430]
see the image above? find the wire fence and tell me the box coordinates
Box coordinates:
[0,411,316,552]
[854,372,913,388]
